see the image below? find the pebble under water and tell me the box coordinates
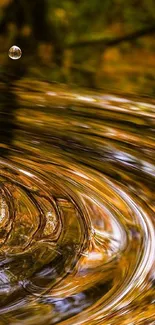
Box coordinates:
[0,80,155,325]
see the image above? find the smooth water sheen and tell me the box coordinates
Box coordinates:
[0,80,155,325]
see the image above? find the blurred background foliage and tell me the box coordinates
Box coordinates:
[0,0,155,95]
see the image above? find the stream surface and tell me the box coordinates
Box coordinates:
[0,80,155,325]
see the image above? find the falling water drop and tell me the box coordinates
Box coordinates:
[8,45,22,60]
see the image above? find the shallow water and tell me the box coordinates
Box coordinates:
[0,80,155,325]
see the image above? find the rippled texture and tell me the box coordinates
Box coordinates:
[0,80,155,325]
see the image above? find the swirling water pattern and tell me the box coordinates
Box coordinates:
[0,80,155,325]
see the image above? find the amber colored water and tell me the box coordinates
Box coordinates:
[0,80,155,325]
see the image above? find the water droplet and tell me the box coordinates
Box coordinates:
[8,45,22,60]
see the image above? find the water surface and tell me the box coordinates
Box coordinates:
[0,80,155,325]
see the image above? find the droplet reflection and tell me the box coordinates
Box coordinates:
[8,45,22,60]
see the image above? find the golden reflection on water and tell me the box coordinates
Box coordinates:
[0,80,155,324]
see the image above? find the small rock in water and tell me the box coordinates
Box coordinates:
[8,46,22,60]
